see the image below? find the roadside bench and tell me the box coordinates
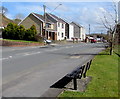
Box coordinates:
[66,60,92,90]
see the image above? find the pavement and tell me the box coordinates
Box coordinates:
[1,42,106,97]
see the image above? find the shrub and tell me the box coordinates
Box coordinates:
[35,34,43,42]
[15,25,25,40]
[3,23,37,41]
[2,23,16,39]
[24,25,37,41]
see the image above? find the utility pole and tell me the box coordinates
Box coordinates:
[43,5,47,38]
[89,24,90,35]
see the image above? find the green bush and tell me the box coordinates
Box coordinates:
[2,23,16,39]
[16,25,25,40]
[24,25,37,41]
[2,23,37,41]
[35,34,43,42]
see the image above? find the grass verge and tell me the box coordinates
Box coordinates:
[1,39,41,43]
[59,48,119,97]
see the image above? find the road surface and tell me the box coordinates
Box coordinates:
[1,43,105,97]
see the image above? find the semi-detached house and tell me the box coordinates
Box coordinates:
[71,22,86,41]
[19,13,85,41]
[19,13,57,40]
[46,13,66,40]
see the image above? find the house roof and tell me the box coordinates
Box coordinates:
[19,13,54,25]
[47,13,66,24]
[32,13,54,24]
[71,22,83,28]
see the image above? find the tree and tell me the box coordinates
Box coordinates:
[98,2,118,55]
[2,23,16,39]
[13,19,21,24]
[15,25,25,40]
[15,13,24,20]
[0,6,8,15]
[24,25,37,41]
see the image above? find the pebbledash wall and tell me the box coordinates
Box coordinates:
[57,22,66,40]
[69,24,74,40]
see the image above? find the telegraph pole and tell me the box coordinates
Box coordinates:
[89,24,90,35]
[43,5,47,38]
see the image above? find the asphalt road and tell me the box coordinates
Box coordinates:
[1,42,106,97]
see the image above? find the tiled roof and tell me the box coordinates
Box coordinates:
[48,13,66,23]
[32,13,54,23]
[71,22,83,28]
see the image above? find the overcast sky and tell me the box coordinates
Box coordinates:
[1,1,119,34]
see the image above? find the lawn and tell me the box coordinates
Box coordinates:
[114,45,120,55]
[1,39,40,43]
[59,48,119,97]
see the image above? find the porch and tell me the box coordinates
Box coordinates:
[43,30,57,41]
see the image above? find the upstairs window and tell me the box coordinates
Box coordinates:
[58,23,60,27]
[46,23,51,28]
[62,24,64,28]
[58,32,59,36]
[62,33,64,38]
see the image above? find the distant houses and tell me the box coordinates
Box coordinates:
[71,22,86,41]
[19,13,86,41]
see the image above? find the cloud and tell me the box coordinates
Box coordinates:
[15,5,44,14]
[45,2,70,13]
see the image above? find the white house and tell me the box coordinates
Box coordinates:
[57,22,66,40]
[46,13,66,40]
[71,22,86,41]
[80,27,86,41]
[68,24,74,40]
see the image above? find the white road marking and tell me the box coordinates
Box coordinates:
[0,58,9,61]
[23,51,41,56]
[9,56,12,58]
[0,55,13,61]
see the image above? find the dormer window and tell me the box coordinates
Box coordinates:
[46,23,51,28]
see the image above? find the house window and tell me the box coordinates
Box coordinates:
[62,33,64,38]
[58,23,60,27]
[58,32,59,36]
[62,24,64,28]
[46,23,51,28]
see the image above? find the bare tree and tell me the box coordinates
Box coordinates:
[98,1,118,55]
[0,6,8,15]
[15,13,24,20]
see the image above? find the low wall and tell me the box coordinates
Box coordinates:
[0,40,44,47]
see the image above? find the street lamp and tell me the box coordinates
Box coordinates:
[43,4,62,39]
[50,4,62,14]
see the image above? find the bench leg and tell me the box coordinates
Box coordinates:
[73,78,77,90]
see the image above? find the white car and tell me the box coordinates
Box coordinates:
[44,39,52,44]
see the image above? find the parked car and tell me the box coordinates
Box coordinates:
[91,39,97,43]
[43,38,52,44]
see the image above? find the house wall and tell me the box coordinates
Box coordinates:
[74,24,80,38]
[57,22,66,40]
[65,23,69,39]
[43,23,54,30]
[69,24,74,40]
[46,14,57,31]
[19,14,43,35]
[80,27,86,41]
